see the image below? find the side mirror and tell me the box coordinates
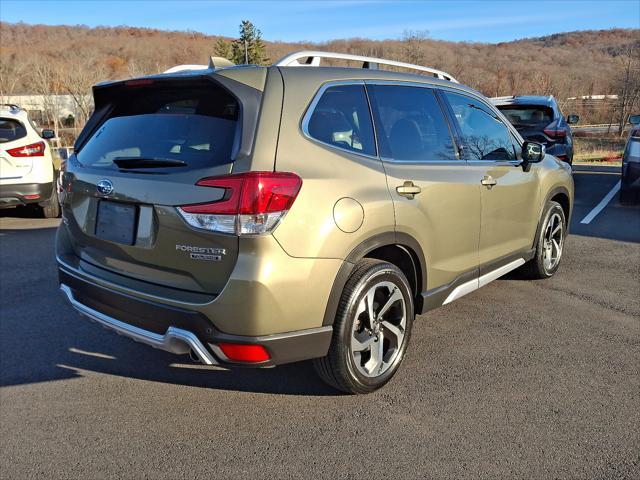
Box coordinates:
[566,114,579,125]
[628,114,640,125]
[522,141,545,164]
[41,129,56,139]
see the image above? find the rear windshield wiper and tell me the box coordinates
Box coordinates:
[113,157,187,169]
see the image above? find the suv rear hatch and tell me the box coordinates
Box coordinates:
[496,104,565,146]
[60,73,263,295]
[0,117,35,181]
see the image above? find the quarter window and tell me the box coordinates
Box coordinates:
[368,85,457,162]
[306,85,376,156]
[444,92,516,161]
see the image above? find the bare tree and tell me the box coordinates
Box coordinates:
[613,45,640,135]
[402,30,429,64]
[30,60,64,138]
[58,53,108,126]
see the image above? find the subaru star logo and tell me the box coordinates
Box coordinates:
[96,179,114,196]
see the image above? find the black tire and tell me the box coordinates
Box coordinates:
[313,259,414,394]
[519,200,566,279]
[40,183,60,218]
[619,188,637,204]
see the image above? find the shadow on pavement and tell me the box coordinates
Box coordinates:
[0,223,340,397]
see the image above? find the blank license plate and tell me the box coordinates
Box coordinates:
[95,201,137,245]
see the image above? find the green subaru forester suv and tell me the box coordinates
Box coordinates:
[57,51,573,393]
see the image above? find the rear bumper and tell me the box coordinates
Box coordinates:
[0,182,53,207]
[546,144,572,163]
[58,266,333,367]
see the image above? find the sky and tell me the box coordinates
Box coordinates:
[0,0,638,43]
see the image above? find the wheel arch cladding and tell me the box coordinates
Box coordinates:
[322,232,426,326]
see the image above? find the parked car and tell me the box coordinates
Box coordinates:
[491,95,578,165]
[620,114,640,204]
[0,104,60,217]
[57,51,573,394]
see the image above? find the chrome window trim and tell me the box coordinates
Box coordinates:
[300,78,521,167]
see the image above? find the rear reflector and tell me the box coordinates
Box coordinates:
[7,141,45,157]
[23,194,40,200]
[217,343,270,363]
[178,171,302,235]
[124,79,155,87]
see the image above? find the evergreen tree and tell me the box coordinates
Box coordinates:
[214,38,233,61]
[231,20,268,65]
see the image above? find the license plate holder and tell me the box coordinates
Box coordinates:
[95,201,138,245]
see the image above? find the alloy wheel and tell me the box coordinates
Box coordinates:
[543,212,564,271]
[350,281,407,378]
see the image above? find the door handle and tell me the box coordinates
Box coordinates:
[481,176,497,189]
[396,181,421,199]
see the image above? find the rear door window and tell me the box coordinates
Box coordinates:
[367,85,457,162]
[444,92,516,161]
[77,84,240,170]
[306,84,376,156]
[0,118,27,144]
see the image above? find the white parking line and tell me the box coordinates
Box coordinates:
[580,180,621,224]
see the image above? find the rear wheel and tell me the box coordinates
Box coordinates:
[520,200,566,279]
[314,259,414,394]
[620,187,638,204]
[40,183,60,218]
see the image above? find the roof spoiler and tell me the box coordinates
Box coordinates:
[163,56,235,74]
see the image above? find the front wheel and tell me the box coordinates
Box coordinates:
[520,200,566,279]
[314,259,414,394]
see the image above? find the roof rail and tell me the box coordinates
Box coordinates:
[0,103,21,112]
[275,50,458,83]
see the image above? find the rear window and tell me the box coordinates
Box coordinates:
[496,105,554,127]
[0,118,27,144]
[306,85,376,156]
[77,84,240,170]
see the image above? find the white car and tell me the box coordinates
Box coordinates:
[0,104,60,217]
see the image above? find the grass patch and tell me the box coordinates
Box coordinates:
[573,136,625,164]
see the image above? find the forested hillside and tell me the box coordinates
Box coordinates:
[1,22,638,125]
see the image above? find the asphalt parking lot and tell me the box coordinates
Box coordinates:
[1,167,639,479]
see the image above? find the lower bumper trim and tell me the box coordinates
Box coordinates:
[59,284,217,365]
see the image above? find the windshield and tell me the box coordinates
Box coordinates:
[497,105,554,127]
[77,85,240,170]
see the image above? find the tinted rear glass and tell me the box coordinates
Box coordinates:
[0,118,27,144]
[496,105,554,127]
[368,85,457,162]
[307,85,376,156]
[77,84,240,170]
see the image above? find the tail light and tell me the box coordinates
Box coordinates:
[178,171,302,235]
[543,121,567,139]
[6,141,46,157]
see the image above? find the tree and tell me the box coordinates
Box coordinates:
[402,30,429,65]
[231,21,268,65]
[613,45,640,136]
[214,38,233,61]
